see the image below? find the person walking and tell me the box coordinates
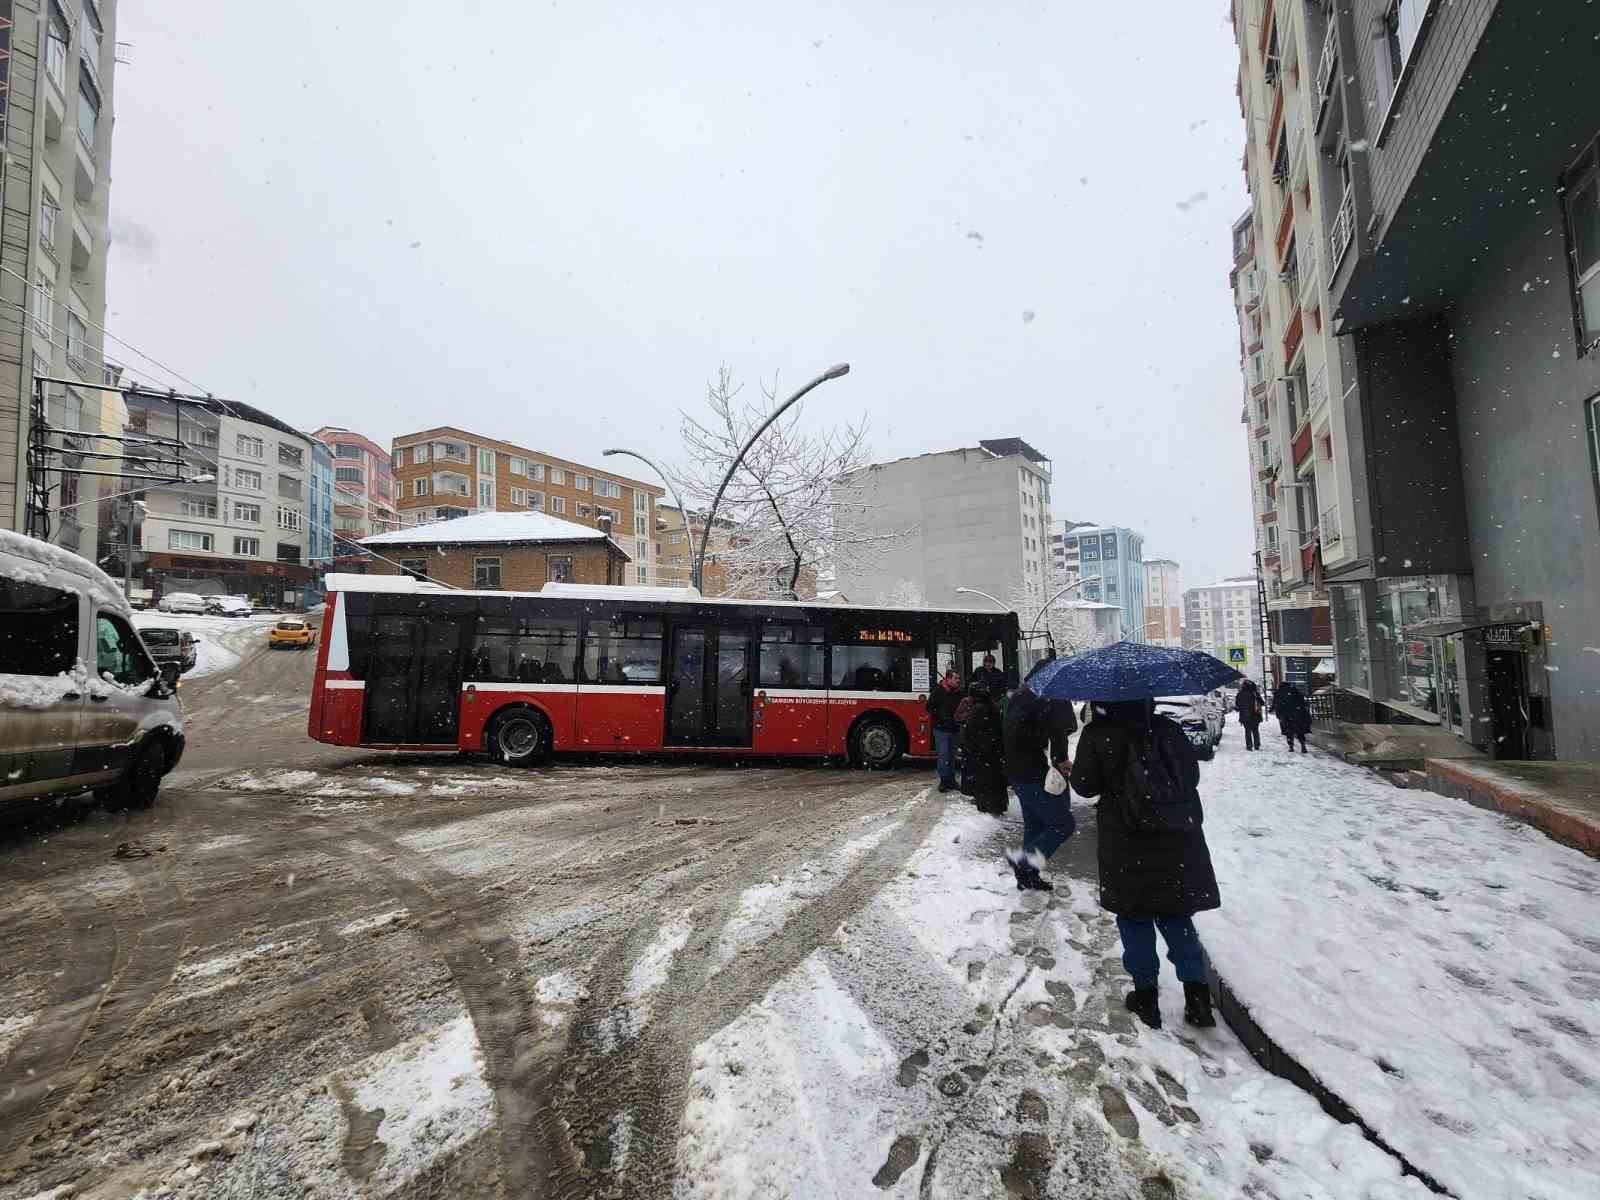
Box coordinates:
[971,653,1008,698]
[1236,679,1265,751]
[1070,698,1220,1030]
[1002,660,1079,891]
[926,666,964,792]
[958,684,1008,816]
[1273,679,1311,753]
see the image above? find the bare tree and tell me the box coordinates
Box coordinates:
[670,366,902,600]
[876,578,927,608]
[1005,584,1123,658]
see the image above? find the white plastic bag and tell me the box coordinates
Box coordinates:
[1044,765,1069,796]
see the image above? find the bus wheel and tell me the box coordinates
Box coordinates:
[851,716,904,770]
[486,708,551,767]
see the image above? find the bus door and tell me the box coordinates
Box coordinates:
[666,624,753,746]
[364,612,468,744]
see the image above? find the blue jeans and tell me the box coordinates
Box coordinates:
[1010,779,1076,861]
[933,730,958,784]
[1116,914,1207,990]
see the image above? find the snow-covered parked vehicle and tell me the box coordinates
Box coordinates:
[203,594,253,617]
[158,591,207,614]
[1155,695,1223,761]
[0,530,185,811]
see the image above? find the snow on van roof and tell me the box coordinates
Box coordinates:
[0,528,131,616]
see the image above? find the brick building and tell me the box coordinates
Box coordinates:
[389,426,664,586]
[361,510,629,591]
[311,426,399,569]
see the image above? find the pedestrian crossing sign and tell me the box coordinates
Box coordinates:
[1226,644,1248,665]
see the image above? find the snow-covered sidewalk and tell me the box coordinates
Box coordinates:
[1199,727,1600,1199]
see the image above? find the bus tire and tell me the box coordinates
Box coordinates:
[485,706,552,767]
[850,715,904,770]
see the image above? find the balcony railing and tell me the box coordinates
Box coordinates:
[434,442,469,463]
[1321,505,1342,546]
[1308,365,1328,414]
[1315,16,1338,121]
[1331,186,1356,269]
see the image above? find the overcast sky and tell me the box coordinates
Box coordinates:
[106,0,1251,589]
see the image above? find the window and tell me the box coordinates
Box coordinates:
[833,644,914,692]
[550,496,566,515]
[582,616,663,683]
[550,467,565,486]
[45,6,68,92]
[576,503,592,517]
[758,625,825,688]
[169,529,213,552]
[512,487,527,505]
[278,475,303,500]
[80,11,102,81]
[574,474,590,491]
[333,443,362,460]
[548,554,573,582]
[1381,0,1432,95]
[478,448,495,475]
[234,501,261,523]
[599,507,621,527]
[668,531,686,545]
[509,456,527,475]
[528,491,545,510]
[473,557,502,589]
[62,387,82,431]
[634,490,648,512]
[236,434,264,459]
[95,614,153,689]
[40,197,60,250]
[392,448,405,469]
[1564,139,1600,352]
[1590,394,1600,518]
[277,506,305,531]
[635,539,648,562]
[596,478,621,499]
[234,536,260,556]
[400,558,427,582]
[468,614,580,682]
[182,424,219,450]
[179,495,217,519]
[414,478,430,497]
[0,577,78,676]
[278,443,303,468]
[335,466,363,484]
[32,270,53,336]
[277,543,303,564]
[478,479,494,509]
[78,78,99,150]
[530,462,546,482]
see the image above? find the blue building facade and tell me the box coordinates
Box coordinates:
[1062,525,1146,640]
[308,441,335,602]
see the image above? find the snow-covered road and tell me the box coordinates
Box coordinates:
[132,611,284,678]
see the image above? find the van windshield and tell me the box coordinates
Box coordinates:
[140,629,179,645]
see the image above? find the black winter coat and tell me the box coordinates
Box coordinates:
[958,700,1007,806]
[971,666,1008,696]
[926,684,964,732]
[1002,686,1077,784]
[1070,707,1221,916]
[1236,682,1265,725]
[1273,683,1311,736]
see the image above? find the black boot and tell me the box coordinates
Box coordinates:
[1183,982,1216,1028]
[1124,987,1161,1029]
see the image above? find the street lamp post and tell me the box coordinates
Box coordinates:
[953,585,1007,611]
[691,362,850,597]
[1030,577,1089,639]
[601,447,697,589]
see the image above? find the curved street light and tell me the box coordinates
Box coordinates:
[954,585,1007,611]
[692,362,851,597]
[1029,576,1089,638]
[601,447,697,588]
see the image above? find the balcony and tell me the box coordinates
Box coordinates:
[1308,365,1329,415]
[70,206,92,271]
[1292,420,1314,467]
[1282,306,1304,364]
[1314,16,1338,129]
[74,134,96,201]
[1330,187,1356,270]
[1300,540,1319,576]
[1321,505,1342,546]
[43,79,65,143]
[433,440,469,464]
[432,470,470,497]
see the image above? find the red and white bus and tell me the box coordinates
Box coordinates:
[307,576,1023,768]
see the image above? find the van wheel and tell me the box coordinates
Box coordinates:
[850,717,904,770]
[101,740,168,811]
[486,708,552,767]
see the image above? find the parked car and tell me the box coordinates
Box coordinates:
[1156,695,1223,761]
[157,591,207,614]
[137,626,198,674]
[204,595,252,617]
[269,617,317,650]
[1,530,185,812]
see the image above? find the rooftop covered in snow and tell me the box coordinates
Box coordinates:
[361,510,630,558]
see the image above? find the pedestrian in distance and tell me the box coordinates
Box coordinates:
[1002,657,1079,891]
[926,666,964,793]
[958,683,1008,816]
[1070,697,1220,1030]
[971,653,1007,698]
[1235,679,1265,752]
[1273,679,1311,753]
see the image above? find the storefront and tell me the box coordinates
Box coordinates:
[1407,602,1553,761]
[144,553,318,611]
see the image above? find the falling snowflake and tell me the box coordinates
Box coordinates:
[1021,310,1037,324]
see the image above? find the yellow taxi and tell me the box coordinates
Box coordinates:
[269,617,318,650]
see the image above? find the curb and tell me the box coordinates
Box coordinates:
[1422,759,1600,859]
[1204,955,1455,1197]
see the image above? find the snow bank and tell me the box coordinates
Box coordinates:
[1199,734,1600,1198]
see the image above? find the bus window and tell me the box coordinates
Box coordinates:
[832,645,913,692]
[583,616,664,684]
[758,626,825,688]
[470,615,579,683]
[935,641,964,681]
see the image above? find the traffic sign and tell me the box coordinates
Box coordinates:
[1226,644,1248,665]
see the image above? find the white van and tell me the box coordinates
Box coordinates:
[1,530,185,810]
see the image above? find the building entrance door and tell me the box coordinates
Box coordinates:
[1485,649,1531,761]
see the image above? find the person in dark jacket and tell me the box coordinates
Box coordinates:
[1235,679,1265,751]
[1070,698,1221,1030]
[1001,660,1078,891]
[971,653,1008,698]
[958,684,1008,815]
[1273,680,1311,753]
[925,667,964,791]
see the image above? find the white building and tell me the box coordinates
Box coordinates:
[1143,558,1183,647]
[834,438,1054,607]
[1048,517,1094,588]
[1183,578,1265,677]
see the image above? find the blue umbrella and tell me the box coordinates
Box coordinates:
[1024,641,1244,701]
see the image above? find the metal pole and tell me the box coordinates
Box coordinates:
[1029,576,1088,639]
[691,363,850,597]
[953,586,1007,610]
[124,497,135,601]
[602,447,697,589]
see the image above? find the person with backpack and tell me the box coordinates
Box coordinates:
[1070,698,1220,1030]
[1235,679,1265,751]
[1273,679,1311,753]
[958,683,1008,816]
[1002,659,1079,891]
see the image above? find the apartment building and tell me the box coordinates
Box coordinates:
[1048,517,1094,587]
[1142,558,1183,647]
[655,504,743,595]
[1316,0,1599,760]
[120,393,322,608]
[833,438,1054,606]
[389,426,664,586]
[1057,525,1145,641]
[312,426,399,568]
[1229,0,1347,691]
[1183,579,1266,679]
[1,0,121,561]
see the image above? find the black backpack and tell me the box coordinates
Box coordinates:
[1119,726,1202,833]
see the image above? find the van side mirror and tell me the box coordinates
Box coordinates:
[158,661,181,693]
